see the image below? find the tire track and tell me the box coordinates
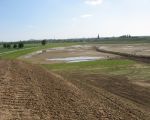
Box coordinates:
[0,61,50,119]
[61,71,150,120]
[0,60,149,119]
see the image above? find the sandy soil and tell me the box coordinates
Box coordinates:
[97,44,150,56]
[21,44,150,64]
[21,45,119,64]
[0,60,150,119]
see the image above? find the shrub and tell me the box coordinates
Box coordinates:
[18,42,24,48]
[13,44,17,49]
[41,39,47,46]
[6,44,11,49]
[3,43,7,48]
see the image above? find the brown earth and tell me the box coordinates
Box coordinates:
[0,60,150,120]
[97,44,150,56]
[21,46,119,64]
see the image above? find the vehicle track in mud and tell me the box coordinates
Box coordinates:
[0,60,150,120]
[58,71,150,120]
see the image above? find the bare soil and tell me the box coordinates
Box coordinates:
[0,60,150,119]
[21,45,119,64]
[97,44,150,56]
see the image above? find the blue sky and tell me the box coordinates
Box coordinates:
[0,0,150,41]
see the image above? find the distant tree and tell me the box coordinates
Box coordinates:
[18,42,24,48]
[41,39,47,46]
[3,43,7,48]
[6,44,11,49]
[120,35,131,38]
[13,44,17,49]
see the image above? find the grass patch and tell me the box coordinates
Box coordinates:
[42,59,135,71]
[43,59,150,81]
[0,42,80,59]
[0,43,39,53]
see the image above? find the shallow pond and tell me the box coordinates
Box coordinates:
[47,56,104,63]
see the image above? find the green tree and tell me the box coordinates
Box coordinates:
[41,39,47,46]
[18,42,24,48]
[13,44,17,49]
[3,43,7,48]
[6,44,11,49]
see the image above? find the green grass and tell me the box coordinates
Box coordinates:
[0,43,38,53]
[42,59,135,71]
[1,41,150,81]
[0,42,81,59]
[42,59,150,81]
[1,39,150,59]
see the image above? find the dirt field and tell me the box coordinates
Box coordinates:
[21,45,120,64]
[0,60,150,119]
[97,43,150,56]
[21,44,150,64]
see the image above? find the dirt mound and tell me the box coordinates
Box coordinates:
[0,60,149,120]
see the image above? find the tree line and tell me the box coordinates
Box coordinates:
[2,40,47,49]
[3,42,24,49]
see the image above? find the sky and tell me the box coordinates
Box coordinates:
[0,0,150,41]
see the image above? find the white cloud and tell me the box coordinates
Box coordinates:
[84,0,103,5]
[80,14,93,18]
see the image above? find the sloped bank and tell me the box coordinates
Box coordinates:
[95,46,150,63]
[0,60,149,119]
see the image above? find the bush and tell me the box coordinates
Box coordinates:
[13,44,17,49]
[18,42,24,48]
[41,40,47,46]
[6,44,11,49]
[3,43,7,48]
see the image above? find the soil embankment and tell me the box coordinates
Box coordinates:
[0,60,149,119]
[95,46,150,63]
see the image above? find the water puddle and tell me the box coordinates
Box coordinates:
[47,56,104,63]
